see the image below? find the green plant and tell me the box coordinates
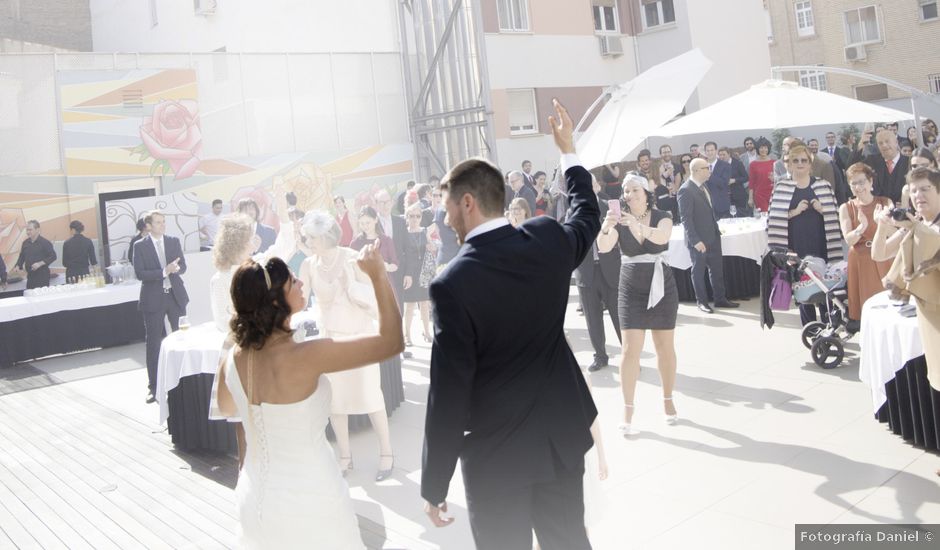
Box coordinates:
[839,123,860,147]
[771,128,791,157]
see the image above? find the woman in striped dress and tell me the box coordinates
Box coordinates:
[767,144,843,325]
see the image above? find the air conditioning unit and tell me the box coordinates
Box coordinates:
[844,44,867,62]
[195,0,218,16]
[598,35,623,57]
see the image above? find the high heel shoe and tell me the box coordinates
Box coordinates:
[339,456,354,477]
[375,455,394,482]
[422,331,432,343]
[404,337,414,347]
[618,404,637,436]
[664,396,678,425]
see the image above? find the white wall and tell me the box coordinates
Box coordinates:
[495,135,558,177]
[485,34,638,90]
[91,0,400,53]
[685,0,770,110]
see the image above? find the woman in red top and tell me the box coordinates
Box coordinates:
[333,195,354,247]
[747,137,776,213]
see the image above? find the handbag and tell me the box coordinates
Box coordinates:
[769,267,792,311]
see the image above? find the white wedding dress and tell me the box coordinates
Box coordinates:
[223,349,366,549]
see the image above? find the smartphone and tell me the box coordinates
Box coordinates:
[608,199,621,221]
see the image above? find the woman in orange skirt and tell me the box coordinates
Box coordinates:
[839,162,894,326]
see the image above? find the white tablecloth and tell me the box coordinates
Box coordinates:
[0,282,141,323]
[156,321,227,424]
[667,217,769,271]
[858,291,924,413]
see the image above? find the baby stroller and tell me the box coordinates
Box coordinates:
[773,252,854,368]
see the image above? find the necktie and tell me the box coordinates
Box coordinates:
[886,159,895,175]
[155,239,171,289]
[702,184,713,206]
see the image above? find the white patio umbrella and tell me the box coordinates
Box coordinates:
[658,79,914,137]
[576,48,713,170]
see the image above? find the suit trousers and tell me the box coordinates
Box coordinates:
[466,452,591,550]
[690,242,728,304]
[577,268,621,362]
[143,291,185,393]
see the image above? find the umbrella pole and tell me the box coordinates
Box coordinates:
[574,88,613,137]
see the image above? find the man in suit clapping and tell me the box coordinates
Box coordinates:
[133,211,189,403]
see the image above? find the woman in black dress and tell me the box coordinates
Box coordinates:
[401,203,438,346]
[597,174,679,436]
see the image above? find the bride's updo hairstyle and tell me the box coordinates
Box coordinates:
[230,257,292,350]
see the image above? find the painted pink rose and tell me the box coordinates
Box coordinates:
[140,99,202,180]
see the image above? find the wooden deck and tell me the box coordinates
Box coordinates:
[0,367,410,549]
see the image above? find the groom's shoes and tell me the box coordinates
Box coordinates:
[587,359,607,372]
[714,300,740,309]
[697,302,714,314]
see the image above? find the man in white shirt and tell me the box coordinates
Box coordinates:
[198,199,224,251]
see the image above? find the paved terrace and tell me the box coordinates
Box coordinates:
[0,292,937,549]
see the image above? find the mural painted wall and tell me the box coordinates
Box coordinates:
[0,67,413,277]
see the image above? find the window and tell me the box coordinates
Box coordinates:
[843,6,881,45]
[640,0,676,30]
[798,69,827,91]
[795,2,815,36]
[929,73,940,94]
[507,89,538,135]
[593,0,619,33]
[854,83,889,102]
[497,0,529,32]
[921,0,939,21]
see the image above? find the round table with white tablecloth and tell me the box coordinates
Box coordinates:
[859,291,939,451]
[667,216,769,301]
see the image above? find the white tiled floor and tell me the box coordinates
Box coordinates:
[21,293,940,549]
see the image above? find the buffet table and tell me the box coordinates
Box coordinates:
[859,291,939,451]
[668,217,768,302]
[0,282,144,367]
[157,310,405,453]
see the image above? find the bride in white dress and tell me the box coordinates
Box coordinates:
[213,245,403,549]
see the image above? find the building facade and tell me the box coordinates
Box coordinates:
[480,0,772,172]
[767,0,940,105]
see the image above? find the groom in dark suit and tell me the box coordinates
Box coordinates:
[133,211,189,403]
[422,100,599,549]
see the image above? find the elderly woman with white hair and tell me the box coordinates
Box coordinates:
[297,210,395,482]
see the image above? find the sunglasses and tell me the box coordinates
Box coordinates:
[406,214,422,219]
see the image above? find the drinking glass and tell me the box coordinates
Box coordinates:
[178,315,190,331]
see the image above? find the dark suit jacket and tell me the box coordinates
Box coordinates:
[386,215,409,288]
[678,179,720,249]
[849,149,910,204]
[421,165,600,505]
[515,183,538,216]
[133,236,189,313]
[823,145,849,171]
[705,160,732,218]
[729,158,750,212]
[255,223,277,254]
[574,198,619,289]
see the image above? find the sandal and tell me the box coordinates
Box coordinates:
[664,396,678,425]
[339,456,353,477]
[618,404,637,436]
[376,455,394,482]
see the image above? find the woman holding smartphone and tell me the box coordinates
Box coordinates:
[597,174,679,436]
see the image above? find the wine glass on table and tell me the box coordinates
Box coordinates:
[730,204,737,219]
[178,315,190,331]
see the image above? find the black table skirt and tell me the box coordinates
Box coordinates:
[875,355,940,453]
[166,355,406,453]
[672,256,761,302]
[0,301,145,367]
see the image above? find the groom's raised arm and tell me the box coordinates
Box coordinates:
[421,280,477,506]
[561,160,600,269]
[549,99,600,269]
